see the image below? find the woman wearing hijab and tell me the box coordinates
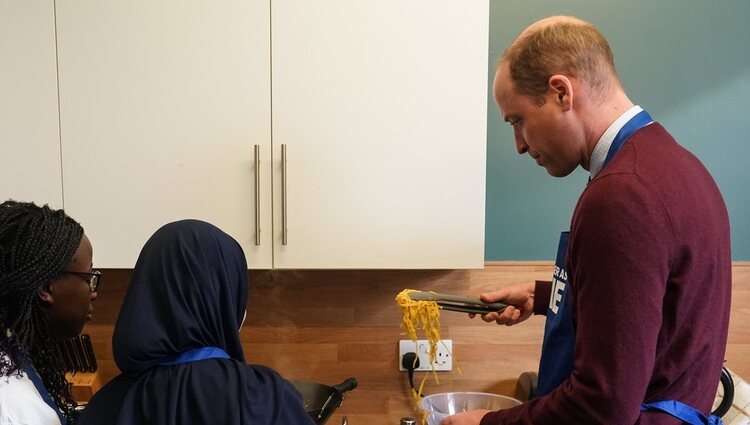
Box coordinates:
[77,220,314,425]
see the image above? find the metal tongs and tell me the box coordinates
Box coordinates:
[407,291,508,315]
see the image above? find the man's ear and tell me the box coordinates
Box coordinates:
[548,74,573,111]
[37,285,54,305]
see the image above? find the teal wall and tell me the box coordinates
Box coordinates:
[485,1,750,261]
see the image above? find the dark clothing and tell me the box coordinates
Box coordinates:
[77,361,309,425]
[482,123,732,424]
[77,220,314,425]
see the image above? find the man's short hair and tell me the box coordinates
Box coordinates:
[501,17,619,105]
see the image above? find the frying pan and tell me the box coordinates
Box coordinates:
[713,367,734,417]
[292,378,358,424]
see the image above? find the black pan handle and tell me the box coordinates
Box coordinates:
[333,378,358,395]
[712,367,734,418]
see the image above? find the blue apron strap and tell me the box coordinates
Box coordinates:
[24,366,67,425]
[641,401,723,425]
[601,110,653,169]
[158,346,230,366]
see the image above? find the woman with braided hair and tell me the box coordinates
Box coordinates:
[0,200,99,424]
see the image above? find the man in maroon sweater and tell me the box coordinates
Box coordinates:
[443,16,731,425]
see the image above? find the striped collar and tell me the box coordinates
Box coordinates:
[589,105,644,179]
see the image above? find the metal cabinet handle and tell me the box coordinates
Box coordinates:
[254,145,261,246]
[281,144,288,245]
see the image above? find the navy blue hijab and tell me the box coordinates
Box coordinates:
[77,220,314,425]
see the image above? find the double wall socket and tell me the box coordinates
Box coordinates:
[398,339,452,372]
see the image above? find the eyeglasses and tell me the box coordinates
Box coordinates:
[62,270,102,293]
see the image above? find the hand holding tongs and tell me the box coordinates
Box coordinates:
[407,291,508,315]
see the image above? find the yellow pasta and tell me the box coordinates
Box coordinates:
[395,289,445,420]
[396,289,442,367]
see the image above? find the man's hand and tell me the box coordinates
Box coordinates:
[470,282,535,326]
[439,409,491,425]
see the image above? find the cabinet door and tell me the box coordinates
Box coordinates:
[272,0,488,268]
[0,0,63,208]
[56,0,272,268]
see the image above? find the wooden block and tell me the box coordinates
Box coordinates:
[65,371,102,403]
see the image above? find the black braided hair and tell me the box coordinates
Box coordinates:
[0,200,84,423]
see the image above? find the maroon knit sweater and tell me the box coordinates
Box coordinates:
[481,123,731,425]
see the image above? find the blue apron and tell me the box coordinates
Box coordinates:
[536,110,723,423]
[158,346,231,366]
[536,231,573,396]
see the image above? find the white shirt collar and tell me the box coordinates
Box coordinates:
[589,105,644,179]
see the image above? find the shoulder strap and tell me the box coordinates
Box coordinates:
[24,366,67,425]
[641,400,723,425]
[157,346,230,366]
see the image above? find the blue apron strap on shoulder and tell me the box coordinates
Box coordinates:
[158,346,230,366]
[641,401,723,425]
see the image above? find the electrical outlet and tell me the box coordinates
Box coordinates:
[398,339,452,372]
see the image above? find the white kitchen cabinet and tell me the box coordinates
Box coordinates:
[55,0,488,269]
[55,0,273,268]
[0,0,63,208]
[270,0,488,268]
